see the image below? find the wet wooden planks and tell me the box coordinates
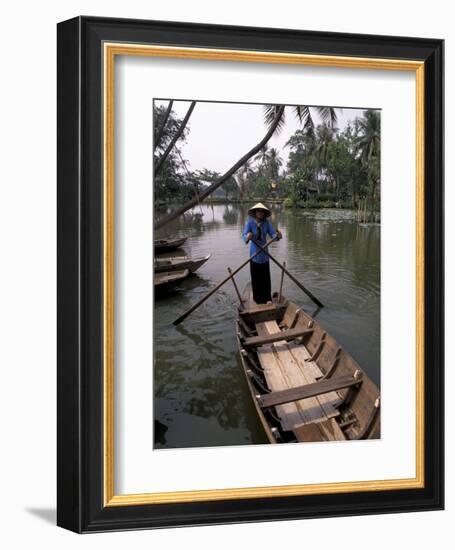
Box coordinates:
[255,320,342,436]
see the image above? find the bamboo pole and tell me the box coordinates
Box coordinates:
[228,267,243,305]
[278,260,286,303]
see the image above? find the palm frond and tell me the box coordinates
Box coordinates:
[263,104,286,134]
[293,105,315,134]
[316,106,339,128]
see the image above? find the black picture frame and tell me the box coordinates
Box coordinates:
[57,16,444,533]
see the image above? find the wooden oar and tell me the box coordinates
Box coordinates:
[173,236,278,325]
[251,238,324,308]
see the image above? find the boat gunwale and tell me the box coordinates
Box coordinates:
[154,253,211,273]
[236,285,381,443]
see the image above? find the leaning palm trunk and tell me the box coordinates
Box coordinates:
[154,101,196,176]
[154,100,174,151]
[154,105,285,230]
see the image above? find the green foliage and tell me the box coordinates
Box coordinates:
[315,193,336,202]
[283,110,381,213]
[283,197,294,208]
[296,199,337,209]
[153,101,380,218]
[253,174,270,198]
[222,176,239,199]
[153,103,195,204]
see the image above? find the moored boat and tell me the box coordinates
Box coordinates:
[154,269,190,291]
[154,236,188,252]
[154,253,211,274]
[236,284,380,443]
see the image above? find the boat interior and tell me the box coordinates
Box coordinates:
[237,285,380,443]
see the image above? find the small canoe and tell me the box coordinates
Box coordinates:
[154,269,190,291]
[237,284,380,443]
[154,254,211,274]
[154,237,188,252]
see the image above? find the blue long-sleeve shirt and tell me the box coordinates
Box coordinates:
[242,218,278,263]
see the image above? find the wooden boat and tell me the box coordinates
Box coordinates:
[154,254,211,274]
[236,284,380,443]
[154,236,188,252]
[154,269,190,291]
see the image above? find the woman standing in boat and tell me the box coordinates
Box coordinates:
[242,203,282,304]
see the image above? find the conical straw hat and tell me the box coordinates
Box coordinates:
[248,202,271,217]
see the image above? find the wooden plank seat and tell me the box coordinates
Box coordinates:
[242,327,313,348]
[240,303,278,315]
[240,302,287,323]
[257,375,362,409]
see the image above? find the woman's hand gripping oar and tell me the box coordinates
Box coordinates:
[172,236,279,326]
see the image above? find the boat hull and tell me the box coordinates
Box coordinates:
[236,285,380,443]
[154,237,188,252]
[154,254,211,274]
[236,330,277,444]
[154,269,190,292]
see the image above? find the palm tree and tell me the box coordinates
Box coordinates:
[264,104,340,136]
[268,147,283,181]
[155,103,339,230]
[267,104,340,194]
[356,110,380,162]
[254,144,282,178]
[254,143,271,167]
[356,110,380,201]
[155,105,285,229]
[315,124,336,168]
[234,159,253,200]
[154,101,196,176]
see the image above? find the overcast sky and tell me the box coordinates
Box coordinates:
[156,100,367,175]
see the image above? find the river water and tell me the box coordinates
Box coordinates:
[154,203,380,449]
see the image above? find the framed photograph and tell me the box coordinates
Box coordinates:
[57,16,444,532]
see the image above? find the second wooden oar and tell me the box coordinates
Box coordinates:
[251,238,324,308]
[173,236,278,325]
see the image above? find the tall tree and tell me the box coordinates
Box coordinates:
[315,124,336,169]
[154,101,196,176]
[154,105,285,230]
[154,100,174,150]
[153,104,193,203]
[355,110,381,202]
[254,144,282,181]
[267,147,283,181]
[254,143,271,167]
[234,159,253,201]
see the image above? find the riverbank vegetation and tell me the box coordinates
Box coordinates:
[153,102,380,227]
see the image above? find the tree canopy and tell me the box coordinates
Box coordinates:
[153,101,380,226]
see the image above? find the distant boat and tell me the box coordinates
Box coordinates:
[154,237,188,252]
[154,269,190,291]
[154,254,211,274]
[237,284,380,444]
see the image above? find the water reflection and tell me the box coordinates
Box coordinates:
[222,205,239,225]
[154,203,380,448]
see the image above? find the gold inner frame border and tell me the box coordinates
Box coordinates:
[103,42,425,506]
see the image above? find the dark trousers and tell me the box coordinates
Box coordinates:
[250,260,272,304]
